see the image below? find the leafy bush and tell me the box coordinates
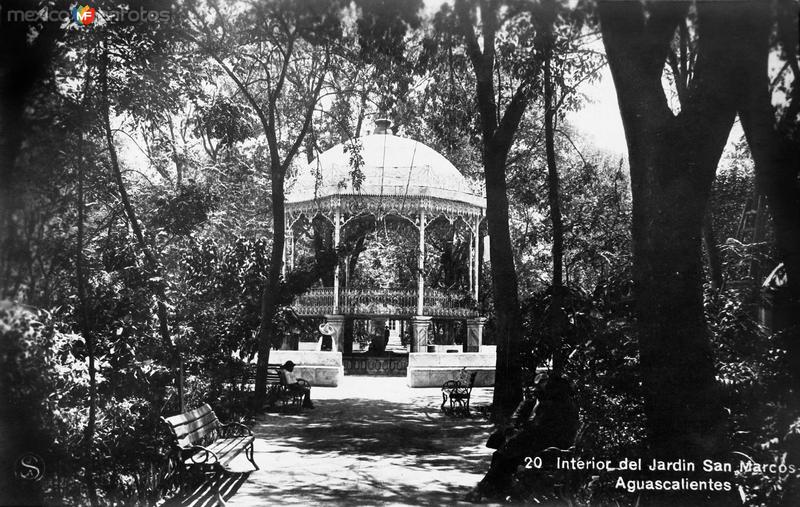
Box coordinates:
[706,287,800,506]
[512,276,644,505]
[1,303,206,505]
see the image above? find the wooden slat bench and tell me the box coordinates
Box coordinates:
[441,371,478,416]
[162,403,257,505]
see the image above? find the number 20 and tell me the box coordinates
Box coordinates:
[524,456,542,469]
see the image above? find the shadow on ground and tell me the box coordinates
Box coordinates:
[222,379,497,506]
[165,473,250,507]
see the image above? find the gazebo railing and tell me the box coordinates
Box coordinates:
[294,287,335,316]
[423,288,479,318]
[341,287,417,316]
[294,287,479,318]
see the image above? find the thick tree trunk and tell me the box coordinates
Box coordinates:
[485,149,525,419]
[454,0,530,419]
[252,168,285,407]
[736,2,800,389]
[599,1,753,488]
[633,167,723,459]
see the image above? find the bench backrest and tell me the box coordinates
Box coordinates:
[266,364,283,384]
[467,371,477,389]
[242,363,284,385]
[162,403,220,448]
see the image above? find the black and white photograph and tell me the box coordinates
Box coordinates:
[1,0,798,505]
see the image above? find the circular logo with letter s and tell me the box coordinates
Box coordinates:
[14,453,45,482]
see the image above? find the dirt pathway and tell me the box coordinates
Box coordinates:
[224,376,496,506]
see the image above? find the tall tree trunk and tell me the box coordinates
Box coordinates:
[484,147,525,419]
[544,36,566,375]
[455,0,530,419]
[100,50,184,411]
[75,134,99,507]
[191,21,328,410]
[736,0,800,390]
[252,167,285,407]
[599,2,753,492]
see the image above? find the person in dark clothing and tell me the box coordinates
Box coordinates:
[468,374,579,501]
[319,322,335,351]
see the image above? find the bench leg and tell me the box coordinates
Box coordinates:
[247,442,259,471]
[212,469,225,506]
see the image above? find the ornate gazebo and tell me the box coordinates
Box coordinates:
[276,120,493,386]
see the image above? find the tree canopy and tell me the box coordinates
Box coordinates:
[1,0,799,505]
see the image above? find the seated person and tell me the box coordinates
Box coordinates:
[279,361,314,409]
[469,373,578,501]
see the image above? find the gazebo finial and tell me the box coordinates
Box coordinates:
[374,118,392,135]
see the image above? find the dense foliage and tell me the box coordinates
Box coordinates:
[1,0,798,505]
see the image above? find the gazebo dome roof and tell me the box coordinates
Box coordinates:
[286,132,485,209]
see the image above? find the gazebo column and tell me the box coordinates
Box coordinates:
[412,209,432,352]
[333,208,341,313]
[473,214,480,301]
[465,317,487,352]
[468,232,473,296]
[288,230,295,271]
[416,209,426,315]
[281,221,288,278]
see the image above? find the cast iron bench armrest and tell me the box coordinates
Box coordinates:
[162,403,259,505]
[219,422,253,438]
[184,445,221,466]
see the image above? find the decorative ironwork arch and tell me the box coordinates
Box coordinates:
[283,132,486,322]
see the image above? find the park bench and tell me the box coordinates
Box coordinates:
[161,403,257,505]
[266,363,309,410]
[240,363,309,410]
[441,370,478,416]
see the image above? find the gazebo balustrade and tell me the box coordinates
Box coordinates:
[294,286,479,318]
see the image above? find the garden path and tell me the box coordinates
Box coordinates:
[213,376,496,506]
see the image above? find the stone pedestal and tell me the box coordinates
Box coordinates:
[324,314,346,352]
[465,317,487,352]
[406,352,496,387]
[410,316,432,353]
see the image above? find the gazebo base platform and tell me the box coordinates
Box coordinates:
[266,348,496,388]
[406,351,496,388]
